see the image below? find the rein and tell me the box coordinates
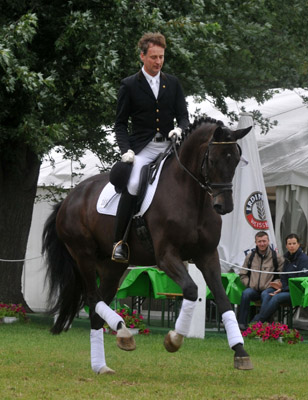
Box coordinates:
[172,139,240,197]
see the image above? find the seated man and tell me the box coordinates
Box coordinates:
[238,231,284,330]
[253,233,308,323]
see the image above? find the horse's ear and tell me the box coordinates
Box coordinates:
[213,126,224,141]
[233,126,252,140]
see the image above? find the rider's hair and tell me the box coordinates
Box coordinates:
[138,32,166,55]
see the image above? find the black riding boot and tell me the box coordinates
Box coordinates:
[112,191,137,263]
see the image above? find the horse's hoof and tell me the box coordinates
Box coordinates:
[98,365,115,375]
[116,325,136,351]
[234,356,253,370]
[164,330,184,353]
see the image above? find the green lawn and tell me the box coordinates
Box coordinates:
[0,314,307,400]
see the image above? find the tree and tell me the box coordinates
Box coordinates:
[1,0,307,307]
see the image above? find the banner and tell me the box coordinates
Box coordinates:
[218,112,277,273]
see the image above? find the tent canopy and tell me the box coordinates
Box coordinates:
[39,89,308,190]
[188,88,308,188]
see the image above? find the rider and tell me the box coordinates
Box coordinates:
[112,32,189,263]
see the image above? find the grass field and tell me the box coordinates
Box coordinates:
[0,314,307,400]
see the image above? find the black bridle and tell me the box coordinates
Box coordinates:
[172,139,242,198]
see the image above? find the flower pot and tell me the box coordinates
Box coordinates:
[127,328,139,335]
[3,316,18,324]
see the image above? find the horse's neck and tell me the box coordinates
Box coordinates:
[178,130,211,174]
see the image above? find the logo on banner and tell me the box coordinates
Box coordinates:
[244,191,269,230]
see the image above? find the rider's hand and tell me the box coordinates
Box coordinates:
[121,149,135,163]
[168,127,182,140]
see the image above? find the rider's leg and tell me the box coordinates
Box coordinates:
[112,141,169,263]
[112,190,137,262]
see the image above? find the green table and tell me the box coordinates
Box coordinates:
[118,270,245,304]
[116,267,182,326]
[288,277,308,308]
[206,273,246,305]
[116,267,182,299]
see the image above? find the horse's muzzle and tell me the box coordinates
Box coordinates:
[214,203,233,215]
[213,193,234,215]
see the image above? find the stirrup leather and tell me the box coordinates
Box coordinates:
[111,240,130,263]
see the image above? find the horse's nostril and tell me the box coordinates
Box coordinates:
[214,204,223,214]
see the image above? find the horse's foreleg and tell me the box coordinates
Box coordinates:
[158,255,198,353]
[195,253,253,370]
[164,298,197,352]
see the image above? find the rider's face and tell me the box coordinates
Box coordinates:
[140,44,165,77]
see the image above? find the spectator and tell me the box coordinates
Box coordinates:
[252,233,308,323]
[238,231,284,330]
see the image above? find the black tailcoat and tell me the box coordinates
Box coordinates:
[115,70,189,154]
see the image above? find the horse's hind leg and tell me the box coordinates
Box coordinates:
[94,259,136,352]
[194,252,253,370]
[73,253,134,374]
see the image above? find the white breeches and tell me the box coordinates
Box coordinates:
[127,141,169,195]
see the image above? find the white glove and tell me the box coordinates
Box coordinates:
[168,127,182,140]
[121,149,135,163]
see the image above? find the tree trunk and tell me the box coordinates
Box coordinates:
[0,146,41,311]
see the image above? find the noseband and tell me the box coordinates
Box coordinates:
[172,140,241,197]
[203,141,241,197]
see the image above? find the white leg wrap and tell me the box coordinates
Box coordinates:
[95,301,124,332]
[90,328,106,373]
[175,299,197,336]
[222,310,244,348]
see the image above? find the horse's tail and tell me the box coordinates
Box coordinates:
[42,202,85,334]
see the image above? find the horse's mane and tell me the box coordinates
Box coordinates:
[185,115,224,136]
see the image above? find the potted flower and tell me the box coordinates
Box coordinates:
[242,321,303,344]
[0,303,28,323]
[104,305,150,335]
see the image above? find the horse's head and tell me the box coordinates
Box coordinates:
[203,124,252,215]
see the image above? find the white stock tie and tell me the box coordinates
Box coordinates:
[150,79,159,99]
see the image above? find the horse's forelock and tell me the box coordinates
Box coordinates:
[220,126,234,142]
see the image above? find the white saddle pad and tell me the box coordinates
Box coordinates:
[96,158,167,217]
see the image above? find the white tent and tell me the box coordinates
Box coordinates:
[188,88,308,254]
[23,88,308,311]
[218,112,276,273]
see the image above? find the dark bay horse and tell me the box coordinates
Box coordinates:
[42,117,253,374]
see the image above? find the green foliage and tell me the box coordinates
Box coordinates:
[1,0,308,168]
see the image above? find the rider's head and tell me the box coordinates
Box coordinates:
[138,32,166,77]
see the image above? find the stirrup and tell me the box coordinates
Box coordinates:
[111,240,130,263]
